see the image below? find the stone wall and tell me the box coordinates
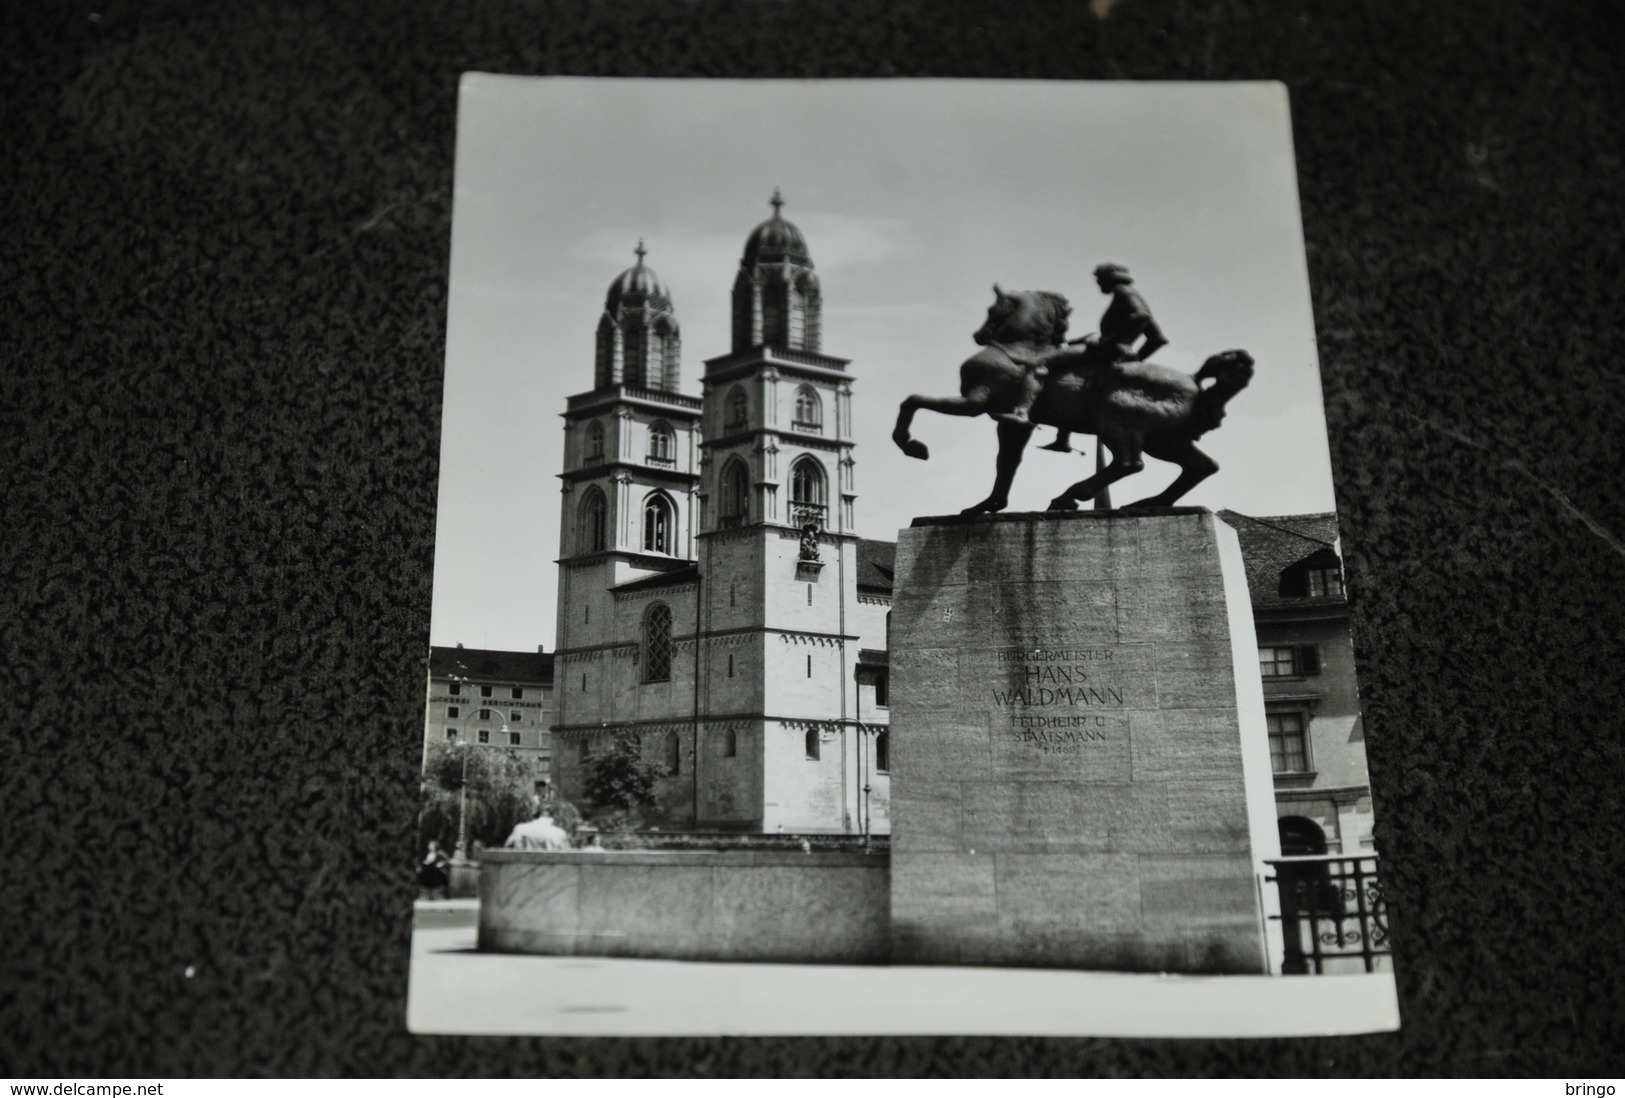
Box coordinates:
[479,848,891,963]
[887,510,1281,974]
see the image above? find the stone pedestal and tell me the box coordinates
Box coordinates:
[888,508,1280,973]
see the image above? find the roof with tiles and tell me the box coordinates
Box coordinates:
[1217,510,1346,612]
[611,564,701,595]
[856,539,896,593]
[429,645,554,685]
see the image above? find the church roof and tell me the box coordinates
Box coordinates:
[604,239,674,314]
[856,539,896,593]
[1218,510,1345,611]
[742,189,814,268]
[612,564,701,595]
[598,544,893,602]
[428,645,554,685]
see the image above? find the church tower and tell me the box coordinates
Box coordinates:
[549,204,890,837]
[701,191,855,538]
[555,242,702,656]
[692,191,870,832]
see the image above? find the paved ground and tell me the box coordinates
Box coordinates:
[405,901,1400,1038]
[413,899,480,931]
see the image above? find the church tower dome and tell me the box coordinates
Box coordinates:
[596,239,682,391]
[742,203,812,267]
[733,190,822,353]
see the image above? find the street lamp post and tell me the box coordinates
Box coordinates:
[452,701,510,861]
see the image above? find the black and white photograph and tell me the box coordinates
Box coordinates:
[13,0,1625,1080]
[405,76,1397,1038]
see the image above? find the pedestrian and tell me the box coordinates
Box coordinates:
[504,811,571,851]
[418,839,451,900]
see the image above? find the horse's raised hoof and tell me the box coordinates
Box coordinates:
[896,437,930,461]
[1046,497,1080,511]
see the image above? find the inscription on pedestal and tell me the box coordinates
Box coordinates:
[992,709,1133,782]
[1004,712,1111,755]
[990,644,1144,696]
[980,645,1148,781]
[890,512,1276,974]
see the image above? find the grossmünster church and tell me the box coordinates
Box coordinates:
[550,194,896,834]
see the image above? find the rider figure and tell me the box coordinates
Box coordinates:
[999,263,1169,448]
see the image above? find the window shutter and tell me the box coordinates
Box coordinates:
[1297,644,1321,675]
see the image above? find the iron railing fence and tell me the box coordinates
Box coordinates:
[1265,853,1391,975]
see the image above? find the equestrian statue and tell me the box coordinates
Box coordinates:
[891,282,1254,515]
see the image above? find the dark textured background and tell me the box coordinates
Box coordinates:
[4,0,1623,1078]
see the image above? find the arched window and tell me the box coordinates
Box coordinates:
[647,421,674,464]
[792,385,822,430]
[1275,816,1339,922]
[650,317,679,391]
[875,731,889,773]
[646,331,666,389]
[622,324,647,387]
[643,602,673,683]
[667,732,681,775]
[789,457,827,528]
[790,458,826,505]
[796,272,822,351]
[578,487,608,553]
[763,277,786,347]
[724,728,738,758]
[787,281,806,347]
[1279,816,1329,857]
[642,492,675,555]
[585,421,606,463]
[725,386,748,430]
[719,458,749,527]
[804,727,821,761]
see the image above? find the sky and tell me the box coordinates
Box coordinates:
[430,77,1334,653]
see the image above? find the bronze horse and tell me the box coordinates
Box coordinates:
[892,286,1254,514]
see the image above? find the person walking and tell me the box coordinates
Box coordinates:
[418,839,451,900]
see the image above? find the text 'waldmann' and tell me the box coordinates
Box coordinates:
[992,663,1126,707]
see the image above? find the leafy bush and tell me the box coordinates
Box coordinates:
[418,740,536,855]
[582,732,666,822]
[550,799,583,835]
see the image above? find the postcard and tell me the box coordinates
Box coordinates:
[407,75,1397,1037]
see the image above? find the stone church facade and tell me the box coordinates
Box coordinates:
[549,195,894,834]
[531,196,1372,847]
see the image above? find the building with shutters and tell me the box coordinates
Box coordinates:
[549,193,894,834]
[1220,510,1374,857]
[425,644,556,795]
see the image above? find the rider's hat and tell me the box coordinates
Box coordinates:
[1093,262,1132,284]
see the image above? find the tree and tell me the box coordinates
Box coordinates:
[418,740,536,855]
[582,732,666,826]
